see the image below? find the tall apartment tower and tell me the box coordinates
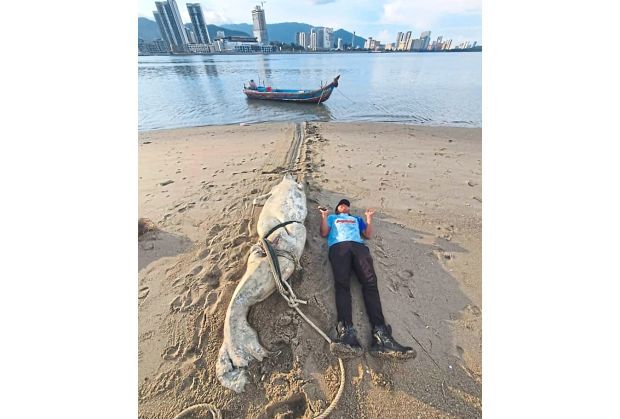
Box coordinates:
[396,32,403,50]
[187,3,211,44]
[153,10,171,45]
[252,5,269,45]
[403,31,412,50]
[309,27,325,49]
[299,32,308,49]
[420,31,431,50]
[310,30,318,50]
[323,27,334,50]
[154,0,188,53]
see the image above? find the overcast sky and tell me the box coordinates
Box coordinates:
[138,0,481,45]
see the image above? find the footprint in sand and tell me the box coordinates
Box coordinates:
[138,287,150,299]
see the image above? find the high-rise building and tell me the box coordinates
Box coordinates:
[295,32,307,47]
[299,32,307,49]
[403,31,412,51]
[310,31,318,50]
[420,31,431,51]
[154,0,188,53]
[251,5,268,45]
[317,28,325,49]
[186,27,197,44]
[337,38,343,50]
[323,27,334,50]
[396,32,403,48]
[153,12,170,45]
[310,27,326,49]
[187,3,211,44]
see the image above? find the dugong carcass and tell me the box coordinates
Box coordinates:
[216,174,307,393]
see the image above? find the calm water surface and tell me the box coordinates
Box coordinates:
[138,52,481,131]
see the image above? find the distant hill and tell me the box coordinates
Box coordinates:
[222,22,315,44]
[222,23,366,47]
[138,17,250,42]
[183,23,251,41]
[219,23,253,36]
[138,18,366,47]
[138,17,162,42]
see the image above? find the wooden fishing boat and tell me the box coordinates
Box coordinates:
[243,75,340,103]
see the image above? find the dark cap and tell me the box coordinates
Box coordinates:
[335,199,350,214]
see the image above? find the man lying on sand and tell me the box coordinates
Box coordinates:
[319,199,416,359]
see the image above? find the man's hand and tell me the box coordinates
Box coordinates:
[365,208,376,221]
[318,206,329,218]
[363,208,375,239]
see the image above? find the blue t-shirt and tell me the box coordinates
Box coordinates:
[326,214,367,247]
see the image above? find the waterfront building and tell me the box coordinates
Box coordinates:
[153,11,171,45]
[365,37,380,50]
[395,32,403,50]
[153,0,188,53]
[187,43,212,54]
[251,5,269,45]
[337,38,343,50]
[214,35,273,53]
[139,38,171,55]
[420,31,431,51]
[433,36,443,51]
[295,32,309,48]
[299,32,308,49]
[310,27,326,49]
[187,3,211,44]
[186,26,197,44]
[323,27,334,50]
[397,31,411,51]
[404,31,413,51]
[411,38,423,51]
[310,31,318,50]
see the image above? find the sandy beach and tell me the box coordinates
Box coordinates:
[138,122,481,418]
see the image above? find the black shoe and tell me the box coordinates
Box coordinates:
[329,321,363,359]
[369,324,416,360]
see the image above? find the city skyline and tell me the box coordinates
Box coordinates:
[137,0,481,47]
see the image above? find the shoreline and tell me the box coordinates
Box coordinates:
[139,121,481,417]
[139,119,483,134]
[138,49,483,57]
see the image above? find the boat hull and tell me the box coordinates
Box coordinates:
[243,87,335,103]
[243,75,339,104]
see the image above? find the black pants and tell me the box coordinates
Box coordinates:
[328,241,385,327]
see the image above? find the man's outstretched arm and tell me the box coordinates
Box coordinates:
[362,208,375,239]
[319,207,330,237]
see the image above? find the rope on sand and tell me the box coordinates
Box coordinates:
[172,402,222,419]
[261,237,345,419]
